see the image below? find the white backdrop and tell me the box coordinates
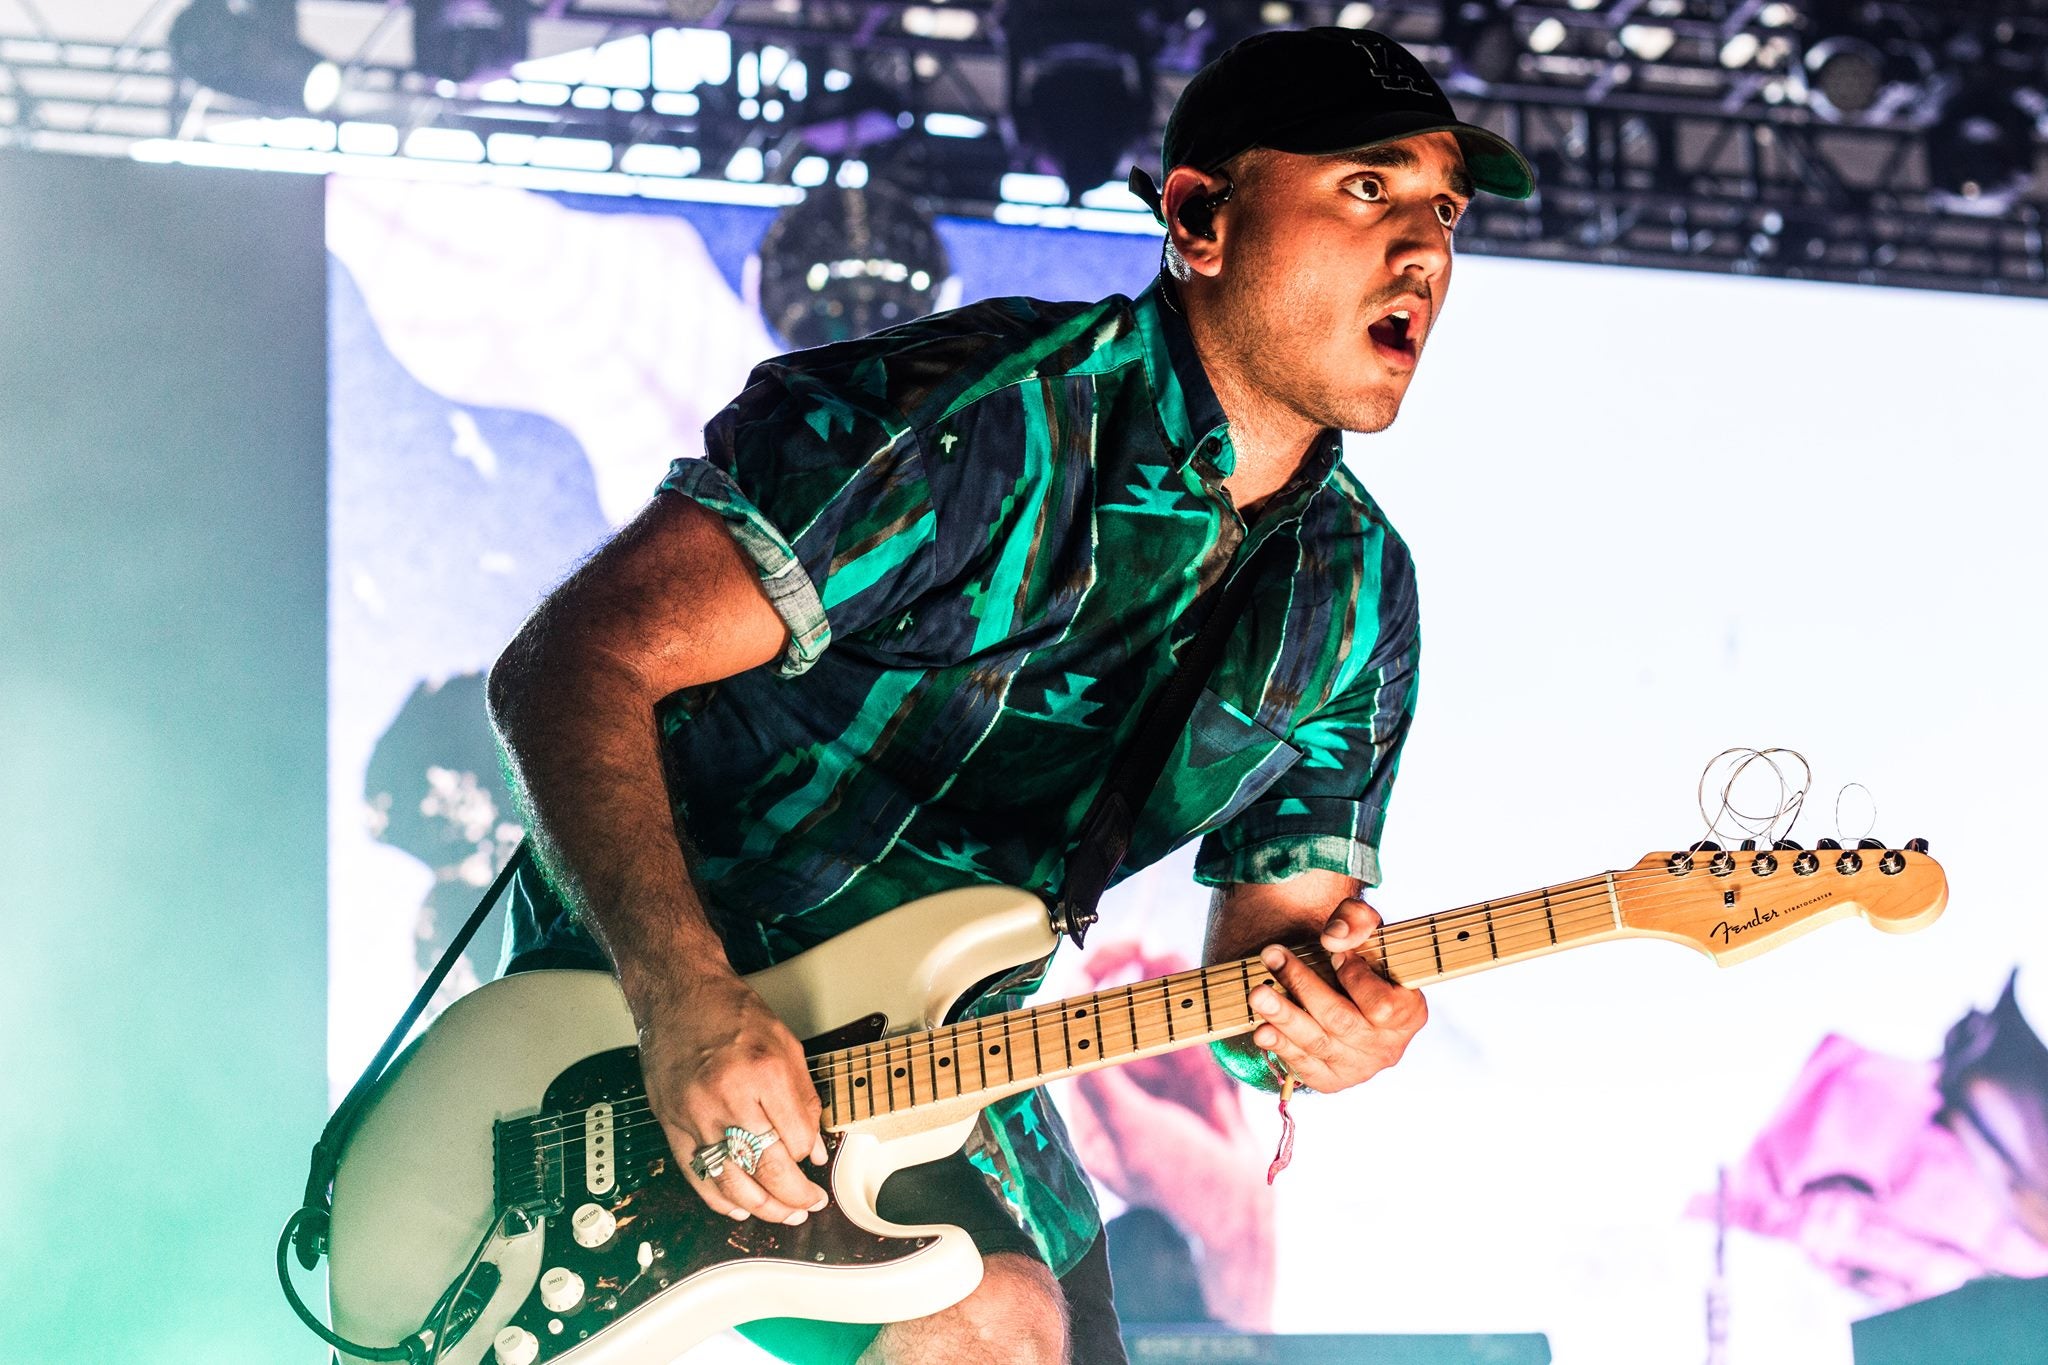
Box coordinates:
[328,173,2048,1363]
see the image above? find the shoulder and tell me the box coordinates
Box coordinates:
[1298,461,1420,659]
[1311,463,1416,586]
[733,292,1143,441]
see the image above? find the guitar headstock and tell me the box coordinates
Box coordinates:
[1614,838,1947,965]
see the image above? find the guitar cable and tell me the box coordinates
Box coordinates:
[275,840,534,1364]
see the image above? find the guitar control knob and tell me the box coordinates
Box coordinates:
[571,1202,617,1249]
[493,1326,540,1365]
[538,1266,585,1315]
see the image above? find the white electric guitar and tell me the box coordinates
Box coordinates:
[327,839,1947,1364]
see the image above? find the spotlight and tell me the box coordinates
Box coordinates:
[1006,0,1154,203]
[1926,85,2036,214]
[756,182,952,350]
[168,0,340,112]
[1804,36,1883,117]
[413,0,529,84]
[794,74,907,158]
[1441,1,1520,86]
[1799,9,1931,123]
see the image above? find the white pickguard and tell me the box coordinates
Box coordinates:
[328,884,1059,1365]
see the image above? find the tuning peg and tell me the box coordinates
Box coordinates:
[1772,838,1803,851]
[1906,837,1930,853]
[1857,837,1886,850]
[1740,838,1758,851]
[1691,841,1722,853]
[1816,838,1842,850]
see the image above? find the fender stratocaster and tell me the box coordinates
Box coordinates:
[326,840,1947,1364]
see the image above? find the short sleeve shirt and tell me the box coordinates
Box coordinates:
[509,273,1421,1276]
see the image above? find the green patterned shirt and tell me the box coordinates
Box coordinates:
[510,272,1421,1278]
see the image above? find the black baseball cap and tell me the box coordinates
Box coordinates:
[1129,26,1535,221]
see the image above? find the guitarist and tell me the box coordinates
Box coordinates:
[488,26,1533,1365]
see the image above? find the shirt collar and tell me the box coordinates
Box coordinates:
[1134,272,1233,473]
[1134,272,1345,513]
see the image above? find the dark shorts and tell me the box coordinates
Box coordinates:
[737,1151,1127,1365]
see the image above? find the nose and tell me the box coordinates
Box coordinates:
[1386,200,1451,280]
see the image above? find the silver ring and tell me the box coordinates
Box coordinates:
[688,1140,730,1181]
[723,1125,780,1177]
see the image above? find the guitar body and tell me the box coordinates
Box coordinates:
[329,884,1060,1365]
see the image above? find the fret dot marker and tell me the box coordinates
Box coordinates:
[1180,999,1192,1008]
[893,1067,906,1077]
[938,1057,951,1067]
[1078,1039,1090,1049]
[989,1045,1001,1054]
[1456,930,1470,941]
[1074,1008,1087,1018]
[853,1077,866,1087]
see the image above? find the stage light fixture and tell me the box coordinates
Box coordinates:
[1804,35,1884,117]
[792,73,907,158]
[1440,1,1520,86]
[1926,85,2036,214]
[1799,8,1931,124]
[412,0,530,85]
[1005,0,1155,204]
[168,0,340,112]
[756,182,952,350]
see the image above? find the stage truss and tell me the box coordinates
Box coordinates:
[4,0,2044,296]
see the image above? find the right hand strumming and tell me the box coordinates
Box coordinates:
[635,971,832,1224]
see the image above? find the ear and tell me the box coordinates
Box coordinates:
[1161,165,1232,278]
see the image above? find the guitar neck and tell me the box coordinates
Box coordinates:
[815,872,1626,1129]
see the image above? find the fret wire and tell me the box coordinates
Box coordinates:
[830,885,1634,1120]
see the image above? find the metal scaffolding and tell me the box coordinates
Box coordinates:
[4,1,2044,296]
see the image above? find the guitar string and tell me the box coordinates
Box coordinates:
[507,859,1916,1162]
[503,859,1925,1162]
[506,869,1863,1159]
[509,890,1634,1153]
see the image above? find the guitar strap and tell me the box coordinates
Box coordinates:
[1051,531,1284,949]
[283,528,1283,1351]
[279,843,532,1363]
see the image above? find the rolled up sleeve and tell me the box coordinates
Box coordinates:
[1194,551,1420,889]
[661,357,938,679]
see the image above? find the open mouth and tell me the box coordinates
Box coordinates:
[1367,307,1420,364]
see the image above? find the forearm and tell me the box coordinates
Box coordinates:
[488,623,734,1020]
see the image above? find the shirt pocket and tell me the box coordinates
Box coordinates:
[1126,687,1302,866]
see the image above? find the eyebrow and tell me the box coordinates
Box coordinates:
[1324,144,1476,200]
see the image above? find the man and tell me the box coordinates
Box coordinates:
[488,26,1533,1365]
